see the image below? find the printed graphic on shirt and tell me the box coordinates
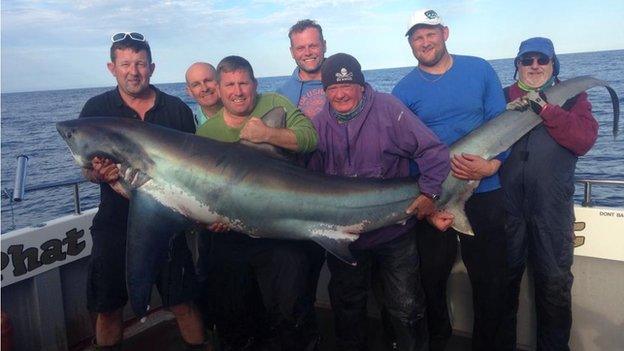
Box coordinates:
[299,88,326,119]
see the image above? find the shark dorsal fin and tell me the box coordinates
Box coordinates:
[239,107,296,161]
[261,106,287,128]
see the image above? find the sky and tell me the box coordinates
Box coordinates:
[1,0,623,93]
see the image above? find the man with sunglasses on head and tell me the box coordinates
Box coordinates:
[500,37,598,350]
[392,9,509,351]
[79,32,209,351]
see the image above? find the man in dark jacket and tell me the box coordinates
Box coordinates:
[80,33,208,350]
[308,53,450,351]
[500,37,598,351]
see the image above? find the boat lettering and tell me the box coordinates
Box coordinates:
[599,210,623,217]
[1,228,86,281]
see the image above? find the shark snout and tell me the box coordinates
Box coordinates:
[56,120,88,167]
[56,121,76,142]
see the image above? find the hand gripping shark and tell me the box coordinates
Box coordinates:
[57,76,619,317]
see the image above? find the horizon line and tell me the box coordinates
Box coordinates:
[2,48,622,95]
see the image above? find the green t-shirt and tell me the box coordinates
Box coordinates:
[195,92,317,152]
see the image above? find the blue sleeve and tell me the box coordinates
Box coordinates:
[390,85,401,100]
[482,61,509,162]
[276,84,286,96]
[482,62,506,121]
[391,84,409,110]
[276,78,299,106]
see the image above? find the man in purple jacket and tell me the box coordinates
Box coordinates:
[307,53,450,351]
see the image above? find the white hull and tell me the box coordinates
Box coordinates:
[316,205,624,351]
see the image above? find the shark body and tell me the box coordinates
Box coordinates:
[57,76,619,317]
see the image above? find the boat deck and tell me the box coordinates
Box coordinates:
[75,307,474,351]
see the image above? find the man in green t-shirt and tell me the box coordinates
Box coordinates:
[196,57,316,151]
[196,55,319,350]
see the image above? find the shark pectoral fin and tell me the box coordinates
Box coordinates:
[311,232,358,266]
[125,189,191,318]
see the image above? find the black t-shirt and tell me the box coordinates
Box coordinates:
[79,86,195,231]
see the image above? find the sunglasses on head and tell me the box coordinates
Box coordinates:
[111,32,146,43]
[519,55,551,66]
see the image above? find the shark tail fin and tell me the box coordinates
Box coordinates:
[125,189,191,318]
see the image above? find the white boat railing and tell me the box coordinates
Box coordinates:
[2,152,622,218]
[1,154,89,216]
[576,178,624,206]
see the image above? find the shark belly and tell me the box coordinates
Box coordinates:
[139,179,220,225]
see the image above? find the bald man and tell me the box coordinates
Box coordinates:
[185,62,223,126]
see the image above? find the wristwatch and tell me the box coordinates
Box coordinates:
[422,192,440,201]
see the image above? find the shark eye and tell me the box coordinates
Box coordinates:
[66,128,76,139]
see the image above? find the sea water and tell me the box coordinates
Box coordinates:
[2,50,623,233]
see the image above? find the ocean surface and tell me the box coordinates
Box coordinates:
[2,50,623,233]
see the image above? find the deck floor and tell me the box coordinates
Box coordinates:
[81,307,473,351]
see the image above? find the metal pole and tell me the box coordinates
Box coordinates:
[582,181,593,207]
[13,155,29,201]
[73,183,81,214]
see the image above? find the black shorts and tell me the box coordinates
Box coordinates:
[87,227,198,313]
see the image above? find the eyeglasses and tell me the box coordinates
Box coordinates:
[111,32,146,43]
[519,55,551,66]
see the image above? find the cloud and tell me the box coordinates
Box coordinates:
[2,0,623,92]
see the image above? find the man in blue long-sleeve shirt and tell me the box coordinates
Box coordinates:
[392,9,510,351]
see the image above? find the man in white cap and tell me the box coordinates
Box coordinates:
[392,9,509,351]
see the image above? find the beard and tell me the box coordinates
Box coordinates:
[416,45,448,67]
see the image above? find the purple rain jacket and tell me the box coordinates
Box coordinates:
[308,84,450,249]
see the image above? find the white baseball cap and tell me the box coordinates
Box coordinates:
[405,9,444,36]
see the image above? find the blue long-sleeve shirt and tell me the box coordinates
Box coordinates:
[392,54,507,193]
[277,68,326,119]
